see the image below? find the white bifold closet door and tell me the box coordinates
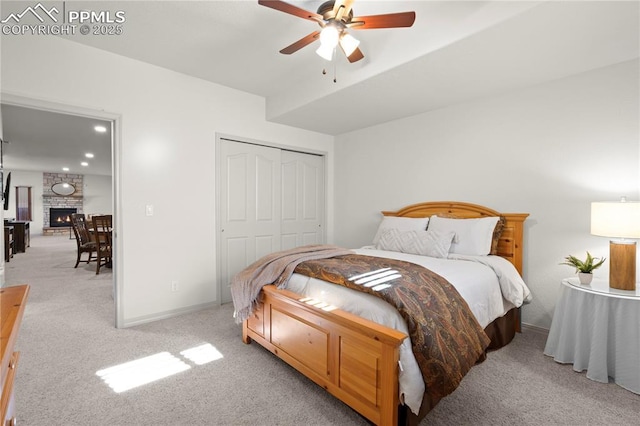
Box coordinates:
[218,139,325,303]
[280,150,325,250]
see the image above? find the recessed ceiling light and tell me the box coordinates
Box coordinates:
[85,153,94,158]
[94,125,107,133]
[62,167,70,171]
[81,162,89,167]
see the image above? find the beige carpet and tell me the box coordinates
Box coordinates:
[6,235,639,425]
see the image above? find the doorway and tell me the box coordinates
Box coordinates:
[0,93,121,326]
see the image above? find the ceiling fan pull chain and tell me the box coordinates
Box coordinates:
[333,60,337,83]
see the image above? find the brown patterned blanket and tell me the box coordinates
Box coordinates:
[230,245,353,323]
[294,254,491,401]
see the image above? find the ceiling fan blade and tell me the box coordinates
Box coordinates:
[332,0,355,21]
[346,47,364,63]
[258,0,322,22]
[349,12,416,29]
[279,31,320,55]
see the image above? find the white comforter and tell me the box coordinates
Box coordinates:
[285,247,531,414]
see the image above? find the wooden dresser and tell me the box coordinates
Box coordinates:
[1,285,29,426]
[4,222,29,254]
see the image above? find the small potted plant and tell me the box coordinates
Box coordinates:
[560,252,606,284]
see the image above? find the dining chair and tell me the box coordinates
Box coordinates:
[70,213,96,268]
[92,214,112,275]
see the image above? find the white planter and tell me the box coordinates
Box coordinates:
[578,272,593,285]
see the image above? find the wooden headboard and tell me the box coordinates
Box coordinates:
[381,201,529,276]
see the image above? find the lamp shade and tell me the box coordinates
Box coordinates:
[316,43,335,61]
[339,33,360,57]
[319,25,339,49]
[591,201,640,238]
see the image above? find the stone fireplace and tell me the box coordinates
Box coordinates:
[43,172,84,236]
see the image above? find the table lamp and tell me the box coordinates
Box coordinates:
[591,197,640,290]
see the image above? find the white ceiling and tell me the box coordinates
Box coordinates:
[1,0,638,174]
[1,104,112,176]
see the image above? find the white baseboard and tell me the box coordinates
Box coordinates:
[119,301,219,328]
[522,322,549,335]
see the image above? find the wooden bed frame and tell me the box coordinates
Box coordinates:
[242,201,528,425]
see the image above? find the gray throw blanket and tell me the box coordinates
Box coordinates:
[230,245,353,323]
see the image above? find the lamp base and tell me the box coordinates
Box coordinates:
[609,241,636,291]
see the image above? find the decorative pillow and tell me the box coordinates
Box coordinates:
[372,216,429,245]
[490,216,506,255]
[403,229,456,258]
[376,228,404,252]
[427,215,500,256]
[376,228,456,259]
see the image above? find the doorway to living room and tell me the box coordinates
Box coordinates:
[0,94,120,326]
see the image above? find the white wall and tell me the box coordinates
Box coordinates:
[3,170,44,234]
[83,174,112,216]
[334,59,640,330]
[1,35,334,326]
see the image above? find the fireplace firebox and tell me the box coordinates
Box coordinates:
[49,208,77,227]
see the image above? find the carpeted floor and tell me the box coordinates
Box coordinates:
[6,235,639,425]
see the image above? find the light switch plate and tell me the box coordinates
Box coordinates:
[145,205,154,216]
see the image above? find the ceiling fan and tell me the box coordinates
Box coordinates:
[258,0,416,63]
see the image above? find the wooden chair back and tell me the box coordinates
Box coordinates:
[70,213,97,268]
[92,215,112,274]
[70,213,91,245]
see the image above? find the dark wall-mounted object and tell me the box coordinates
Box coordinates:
[3,172,11,211]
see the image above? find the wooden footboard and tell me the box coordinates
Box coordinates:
[243,285,407,426]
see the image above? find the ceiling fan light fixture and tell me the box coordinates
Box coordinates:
[316,43,335,61]
[259,0,417,63]
[319,24,340,49]
[339,32,360,57]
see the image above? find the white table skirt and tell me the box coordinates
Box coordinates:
[544,279,640,394]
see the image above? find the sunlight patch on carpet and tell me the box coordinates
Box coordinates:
[96,352,191,393]
[180,343,223,365]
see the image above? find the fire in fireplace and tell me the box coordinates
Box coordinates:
[50,208,77,227]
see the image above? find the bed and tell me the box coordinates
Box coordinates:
[238,201,529,425]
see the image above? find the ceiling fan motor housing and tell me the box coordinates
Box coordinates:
[317,1,354,23]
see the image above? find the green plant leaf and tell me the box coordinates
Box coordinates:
[559,251,606,273]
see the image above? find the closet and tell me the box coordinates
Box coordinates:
[217,138,325,303]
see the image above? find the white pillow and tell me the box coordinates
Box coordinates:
[376,228,403,252]
[401,229,456,258]
[427,215,500,256]
[372,216,429,245]
[376,229,456,259]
